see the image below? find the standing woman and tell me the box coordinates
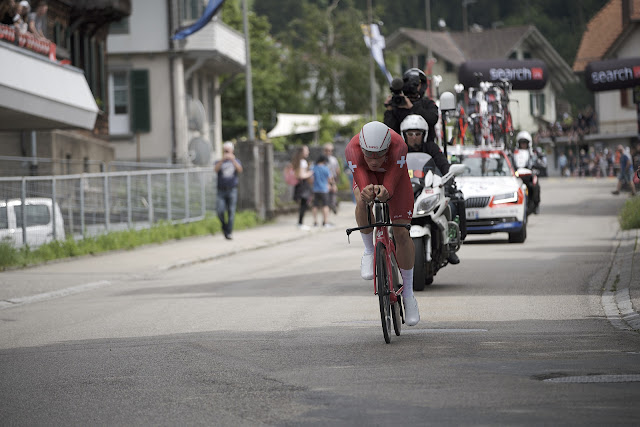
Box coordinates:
[292,145,313,230]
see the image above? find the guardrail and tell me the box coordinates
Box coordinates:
[0,167,216,247]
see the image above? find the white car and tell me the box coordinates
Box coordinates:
[0,198,65,247]
[453,148,527,243]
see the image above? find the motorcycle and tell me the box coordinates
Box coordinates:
[512,149,540,216]
[407,152,465,290]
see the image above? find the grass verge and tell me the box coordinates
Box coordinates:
[619,196,640,230]
[0,211,262,271]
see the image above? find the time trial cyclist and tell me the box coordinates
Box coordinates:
[345,121,420,326]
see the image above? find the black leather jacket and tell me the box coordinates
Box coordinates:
[384,96,439,145]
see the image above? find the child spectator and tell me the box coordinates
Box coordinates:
[311,155,333,228]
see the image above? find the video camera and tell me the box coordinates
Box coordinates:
[389,73,422,107]
[389,78,406,107]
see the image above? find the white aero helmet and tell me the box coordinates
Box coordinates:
[516,130,532,147]
[359,121,391,154]
[400,114,429,143]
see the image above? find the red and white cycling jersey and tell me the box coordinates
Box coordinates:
[345,129,414,221]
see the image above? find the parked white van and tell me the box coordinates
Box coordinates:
[0,198,65,247]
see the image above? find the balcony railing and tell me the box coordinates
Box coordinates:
[0,24,56,61]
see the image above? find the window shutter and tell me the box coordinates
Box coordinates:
[540,93,545,115]
[529,93,534,115]
[130,70,151,133]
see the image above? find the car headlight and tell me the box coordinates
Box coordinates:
[416,193,440,214]
[492,191,518,204]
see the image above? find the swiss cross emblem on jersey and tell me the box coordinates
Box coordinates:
[348,161,357,173]
[397,156,406,168]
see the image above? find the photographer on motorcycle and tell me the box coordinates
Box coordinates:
[384,68,439,146]
[512,131,541,214]
[400,114,462,265]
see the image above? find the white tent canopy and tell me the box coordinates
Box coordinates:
[267,113,363,138]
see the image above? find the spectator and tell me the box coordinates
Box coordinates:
[214,141,243,240]
[28,0,47,40]
[13,0,30,35]
[323,142,341,214]
[291,145,313,230]
[611,145,636,196]
[567,149,577,176]
[558,152,568,177]
[1,0,17,25]
[310,155,333,228]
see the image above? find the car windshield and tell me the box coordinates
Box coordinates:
[458,152,512,177]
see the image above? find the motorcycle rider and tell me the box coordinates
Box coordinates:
[400,114,461,265]
[512,130,541,214]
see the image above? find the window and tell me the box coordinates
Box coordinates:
[445,61,454,73]
[530,92,545,116]
[180,0,204,21]
[0,207,7,230]
[621,88,634,109]
[14,204,51,228]
[113,71,129,114]
[110,17,130,35]
[108,69,151,134]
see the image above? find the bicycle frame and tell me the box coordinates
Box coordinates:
[346,200,410,343]
[346,201,407,299]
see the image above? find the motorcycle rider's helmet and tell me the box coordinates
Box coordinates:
[359,121,391,155]
[403,68,428,98]
[516,130,532,150]
[400,114,429,144]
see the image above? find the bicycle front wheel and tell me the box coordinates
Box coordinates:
[376,242,392,344]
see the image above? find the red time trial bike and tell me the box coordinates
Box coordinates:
[346,199,411,343]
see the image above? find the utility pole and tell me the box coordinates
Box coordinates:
[425,0,431,59]
[367,0,376,120]
[242,0,255,141]
[462,0,476,32]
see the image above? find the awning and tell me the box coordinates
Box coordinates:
[267,113,363,138]
[0,43,98,131]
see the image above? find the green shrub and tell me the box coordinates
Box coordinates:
[0,210,263,271]
[619,196,640,230]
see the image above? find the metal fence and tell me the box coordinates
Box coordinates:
[0,167,216,248]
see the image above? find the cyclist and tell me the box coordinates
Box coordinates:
[345,121,420,326]
[400,114,462,264]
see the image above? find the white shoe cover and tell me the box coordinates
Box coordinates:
[403,295,420,326]
[360,252,374,280]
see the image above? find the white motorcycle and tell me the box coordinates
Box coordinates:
[407,152,465,290]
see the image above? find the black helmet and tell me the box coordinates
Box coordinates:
[403,68,428,98]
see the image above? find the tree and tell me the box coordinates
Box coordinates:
[220,0,299,140]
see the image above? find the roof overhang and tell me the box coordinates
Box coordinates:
[267,113,363,138]
[0,43,98,131]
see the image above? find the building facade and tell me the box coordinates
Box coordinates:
[106,0,246,166]
[0,0,131,176]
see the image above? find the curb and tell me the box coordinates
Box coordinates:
[602,228,640,331]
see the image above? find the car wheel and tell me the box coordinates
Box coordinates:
[508,216,527,243]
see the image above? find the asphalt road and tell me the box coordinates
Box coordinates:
[1,177,639,426]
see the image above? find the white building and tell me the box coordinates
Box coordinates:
[107,0,246,166]
[573,0,640,151]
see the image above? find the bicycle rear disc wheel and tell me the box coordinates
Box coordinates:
[376,242,392,343]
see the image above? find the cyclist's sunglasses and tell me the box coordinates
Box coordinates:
[362,148,389,159]
[405,131,424,137]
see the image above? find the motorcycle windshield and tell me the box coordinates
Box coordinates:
[407,152,440,179]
